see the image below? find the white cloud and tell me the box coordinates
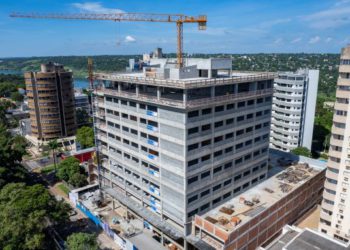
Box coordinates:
[325,37,333,43]
[335,0,350,6]
[125,35,136,43]
[259,18,291,28]
[273,38,283,44]
[72,2,124,13]
[302,6,350,29]
[309,36,320,44]
[291,37,302,44]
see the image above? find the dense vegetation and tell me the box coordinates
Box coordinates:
[0,74,25,101]
[56,157,88,188]
[66,232,98,250]
[76,126,95,149]
[0,109,71,249]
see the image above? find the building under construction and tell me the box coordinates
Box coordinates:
[93,53,275,249]
[193,150,326,249]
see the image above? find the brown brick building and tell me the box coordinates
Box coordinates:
[25,62,76,141]
[193,158,326,250]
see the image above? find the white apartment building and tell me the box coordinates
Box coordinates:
[319,45,350,244]
[93,57,275,249]
[270,69,319,152]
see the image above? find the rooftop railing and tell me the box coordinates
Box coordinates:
[94,72,276,89]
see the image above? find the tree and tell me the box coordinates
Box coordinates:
[0,124,27,166]
[57,157,87,187]
[291,147,312,157]
[66,232,98,250]
[0,183,71,250]
[76,109,91,126]
[10,91,24,102]
[76,126,94,149]
[48,139,59,173]
[69,172,88,187]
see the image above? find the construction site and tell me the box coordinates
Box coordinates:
[193,151,326,250]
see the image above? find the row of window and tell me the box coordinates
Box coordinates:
[187,173,266,218]
[187,97,272,118]
[188,111,270,136]
[105,96,157,112]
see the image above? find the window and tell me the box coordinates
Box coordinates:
[202,139,211,147]
[214,136,223,143]
[188,143,199,151]
[201,155,211,162]
[202,108,212,115]
[188,110,199,118]
[224,162,233,169]
[247,99,254,106]
[222,192,231,200]
[213,184,221,191]
[202,124,211,131]
[237,101,245,108]
[233,174,241,182]
[215,121,224,128]
[227,103,235,110]
[213,166,222,174]
[188,195,198,204]
[224,179,232,186]
[226,118,234,125]
[215,106,224,112]
[201,171,210,179]
[234,187,241,193]
[225,147,233,153]
[188,209,198,217]
[200,203,210,211]
[237,115,244,122]
[188,176,198,184]
[214,150,223,158]
[201,189,210,197]
[226,132,234,139]
[213,197,221,204]
[188,159,198,167]
[188,127,199,135]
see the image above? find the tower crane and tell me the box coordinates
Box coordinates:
[10,12,207,68]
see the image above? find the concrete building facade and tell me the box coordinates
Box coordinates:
[270,69,319,152]
[25,62,76,141]
[319,46,350,243]
[93,58,275,248]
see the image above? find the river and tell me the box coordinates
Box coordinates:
[0,69,89,89]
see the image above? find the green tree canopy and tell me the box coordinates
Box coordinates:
[291,147,312,157]
[0,124,27,166]
[66,232,98,250]
[0,183,71,250]
[10,91,24,102]
[57,157,87,187]
[76,126,94,149]
[76,109,91,126]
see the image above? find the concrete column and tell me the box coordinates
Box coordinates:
[136,85,139,97]
[118,82,121,93]
[211,86,215,97]
[183,89,187,104]
[157,87,161,100]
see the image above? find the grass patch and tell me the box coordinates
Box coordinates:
[40,164,55,174]
[57,183,70,196]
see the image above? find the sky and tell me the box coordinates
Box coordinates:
[1,0,350,57]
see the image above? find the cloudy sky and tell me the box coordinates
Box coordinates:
[1,0,350,57]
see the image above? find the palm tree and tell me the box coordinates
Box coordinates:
[48,139,59,173]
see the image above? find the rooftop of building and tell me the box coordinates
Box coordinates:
[196,150,326,235]
[264,225,350,250]
[95,54,276,89]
